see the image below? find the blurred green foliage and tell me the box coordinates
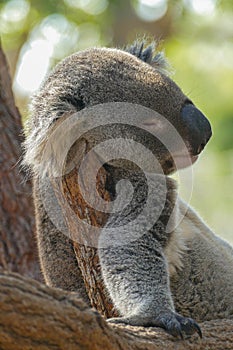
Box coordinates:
[0,0,232,242]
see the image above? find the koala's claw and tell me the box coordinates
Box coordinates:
[175,314,202,339]
[157,313,202,339]
[107,313,202,339]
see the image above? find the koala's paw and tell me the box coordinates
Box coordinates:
[153,312,202,339]
[107,313,202,339]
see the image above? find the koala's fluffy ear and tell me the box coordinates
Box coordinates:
[23,112,88,178]
[125,40,169,72]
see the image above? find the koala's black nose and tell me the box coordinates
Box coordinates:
[181,104,212,155]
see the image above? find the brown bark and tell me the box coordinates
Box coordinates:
[0,43,40,280]
[52,138,117,318]
[0,269,232,350]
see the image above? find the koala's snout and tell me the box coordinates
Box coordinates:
[181,104,212,156]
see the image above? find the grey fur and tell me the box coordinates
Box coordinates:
[24,41,233,339]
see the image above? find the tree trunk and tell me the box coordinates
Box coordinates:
[0,42,40,280]
[51,137,118,318]
[0,270,232,350]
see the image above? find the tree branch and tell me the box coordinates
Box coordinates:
[0,270,232,350]
[0,42,40,280]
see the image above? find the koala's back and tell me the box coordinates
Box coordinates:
[169,203,233,322]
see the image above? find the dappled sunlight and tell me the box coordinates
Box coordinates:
[184,0,218,16]
[13,14,102,96]
[64,0,108,15]
[132,0,168,22]
[13,39,52,95]
[0,0,30,33]
[132,0,217,22]
[13,16,102,96]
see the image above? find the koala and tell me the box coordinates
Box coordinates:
[23,40,233,339]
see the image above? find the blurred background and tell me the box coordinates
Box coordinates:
[0,0,232,243]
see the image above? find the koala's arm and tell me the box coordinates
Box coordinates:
[100,234,173,315]
[33,177,90,304]
[98,175,202,338]
[99,228,201,338]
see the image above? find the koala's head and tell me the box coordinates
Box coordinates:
[27,40,212,177]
